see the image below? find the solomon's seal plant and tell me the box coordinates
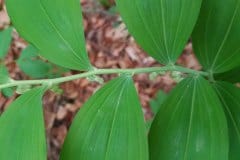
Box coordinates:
[0,0,240,160]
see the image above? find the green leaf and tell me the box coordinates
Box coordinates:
[0,65,15,97]
[6,0,92,71]
[116,0,202,65]
[146,90,168,131]
[60,76,148,160]
[1,88,14,98]
[149,76,228,160]
[17,45,51,78]
[0,87,47,160]
[17,45,69,79]
[214,66,240,83]
[99,0,112,8]
[150,90,168,115]
[214,81,240,160]
[0,65,10,84]
[0,27,12,59]
[192,0,240,73]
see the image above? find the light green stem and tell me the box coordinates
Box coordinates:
[0,65,208,90]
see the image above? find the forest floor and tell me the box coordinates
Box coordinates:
[0,0,200,159]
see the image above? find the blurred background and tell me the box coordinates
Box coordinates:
[0,0,200,159]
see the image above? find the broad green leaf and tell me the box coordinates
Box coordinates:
[17,45,51,78]
[0,27,12,59]
[1,87,14,98]
[192,0,240,73]
[150,90,168,115]
[0,65,10,84]
[214,82,240,160]
[215,66,240,83]
[0,87,47,160]
[60,76,148,160]
[116,0,202,64]
[149,76,228,160]
[0,65,14,97]
[17,45,69,79]
[146,90,168,130]
[6,0,92,71]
